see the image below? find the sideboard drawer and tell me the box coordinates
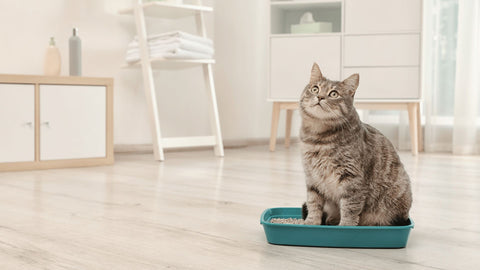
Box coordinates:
[345,0,421,34]
[344,34,420,67]
[344,67,420,99]
[270,36,341,100]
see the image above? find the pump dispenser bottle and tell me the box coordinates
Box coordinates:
[69,27,82,76]
[44,37,61,76]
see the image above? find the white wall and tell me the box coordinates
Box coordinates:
[214,0,301,144]
[0,0,297,148]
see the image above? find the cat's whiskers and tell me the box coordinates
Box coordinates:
[323,102,352,132]
[321,102,345,133]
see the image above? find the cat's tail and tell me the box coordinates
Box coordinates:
[391,216,410,226]
[302,202,308,220]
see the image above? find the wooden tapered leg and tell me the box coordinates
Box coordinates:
[269,102,281,151]
[408,103,419,156]
[416,102,424,152]
[285,109,293,148]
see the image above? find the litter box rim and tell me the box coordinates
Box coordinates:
[260,207,415,229]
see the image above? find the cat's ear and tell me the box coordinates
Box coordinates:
[310,63,323,84]
[342,73,359,96]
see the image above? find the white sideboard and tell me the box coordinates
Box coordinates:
[0,75,114,171]
[268,0,423,154]
[269,0,422,101]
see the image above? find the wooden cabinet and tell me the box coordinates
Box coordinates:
[0,84,35,163]
[0,75,113,171]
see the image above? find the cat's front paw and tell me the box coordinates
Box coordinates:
[338,219,358,226]
[304,216,322,225]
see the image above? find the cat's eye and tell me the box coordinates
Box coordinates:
[310,86,319,94]
[328,90,339,98]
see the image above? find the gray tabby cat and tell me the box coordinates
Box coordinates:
[300,63,412,226]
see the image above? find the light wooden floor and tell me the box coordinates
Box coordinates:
[1,144,480,270]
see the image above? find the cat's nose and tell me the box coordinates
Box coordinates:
[318,96,325,101]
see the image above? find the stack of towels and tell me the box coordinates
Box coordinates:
[125,31,214,63]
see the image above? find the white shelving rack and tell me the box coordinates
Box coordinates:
[119,0,224,161]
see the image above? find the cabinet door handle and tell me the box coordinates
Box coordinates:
[41,121,50,128]
[25,122,33,127]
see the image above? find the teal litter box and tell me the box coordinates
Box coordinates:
[260,207,414,248]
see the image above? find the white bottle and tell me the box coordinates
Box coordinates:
[69,28,82,76]
[44,37,61,76]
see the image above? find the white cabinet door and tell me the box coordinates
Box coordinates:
[344,67,420,99]
[345,0,421,34]
[40,85,106,160]
[344,34,420,67]
[270,36,341,100]
[0,84,35,163]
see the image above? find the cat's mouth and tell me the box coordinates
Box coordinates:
[307,100,325,111]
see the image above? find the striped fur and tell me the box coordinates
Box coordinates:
[300,63,412,226]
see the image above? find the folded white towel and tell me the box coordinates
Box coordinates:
[127,37,214,56]
[125,48,213,63]
[135,31,213,46]
[162,48,213,59]
[126,31,214,63]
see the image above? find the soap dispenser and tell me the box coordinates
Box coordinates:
[43,37,61,76]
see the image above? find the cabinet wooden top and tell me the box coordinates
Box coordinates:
[0,74,113,86]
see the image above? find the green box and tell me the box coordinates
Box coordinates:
[291,22,333,34]
[260,207,414,248]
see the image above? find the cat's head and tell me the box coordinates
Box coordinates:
[300,63,359,121]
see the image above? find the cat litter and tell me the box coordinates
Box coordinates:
[270,218,305,225]
[261,207,414,248]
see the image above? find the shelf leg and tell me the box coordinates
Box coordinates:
[203,63,224,157]
[196,4,224,157]
[134,1,164,161]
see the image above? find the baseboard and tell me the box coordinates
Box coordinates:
[114,144,154,153]
[114,137,300,153]
[245,137,299,146]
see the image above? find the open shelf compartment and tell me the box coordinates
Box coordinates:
[271,0,342,35]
